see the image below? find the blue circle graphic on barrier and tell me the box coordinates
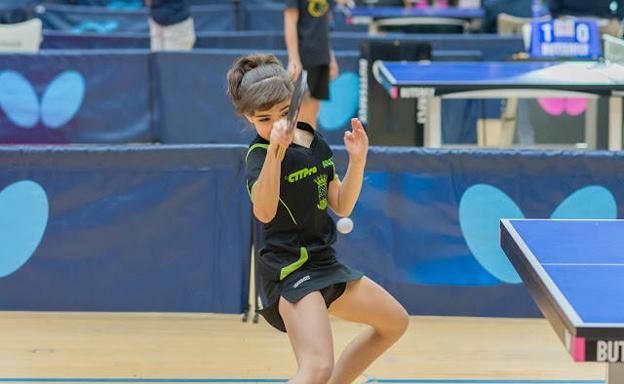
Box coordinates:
[41,71,86,129]
[0,181,49,278]
[551,185,617,219]
[459,184,617,284]
[319,72,359,131]
[459,184,523,284]
[0,71,39,129]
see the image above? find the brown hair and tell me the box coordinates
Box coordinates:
[226,54,293,116]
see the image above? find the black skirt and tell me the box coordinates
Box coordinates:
[256,258,363,332]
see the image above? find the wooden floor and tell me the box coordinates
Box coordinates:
[0,311,605,382]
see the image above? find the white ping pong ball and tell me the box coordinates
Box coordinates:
[336,217,353,234]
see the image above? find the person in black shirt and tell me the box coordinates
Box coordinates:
[284,0,346,129]
[482,0,534,33]
[549,0,623,37]
[227,53,408,383]
[549,0,622,19]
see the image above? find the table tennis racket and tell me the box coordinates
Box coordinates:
[276,70,307,161]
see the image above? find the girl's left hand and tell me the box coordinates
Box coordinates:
[344,118,368,164]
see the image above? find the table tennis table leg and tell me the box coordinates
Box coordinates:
[607,363,624,383]
[608,96,622,151]
[584,98,598,150]
[424,96,442,147]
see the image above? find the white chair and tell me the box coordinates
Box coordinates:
[0,18,43,53]
[497,13,551,49]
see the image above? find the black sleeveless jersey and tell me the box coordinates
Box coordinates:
[245,122,339,281]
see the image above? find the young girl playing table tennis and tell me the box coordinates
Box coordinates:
[226,53,408,384]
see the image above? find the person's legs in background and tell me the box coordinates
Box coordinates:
[162,17,196,51]
[149,17,195,51]
[299,65,330,129]
[148,18,164,51]
[299,97,321,129]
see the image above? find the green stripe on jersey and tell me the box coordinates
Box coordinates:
[245,143,269,163]
[280,247,309,281]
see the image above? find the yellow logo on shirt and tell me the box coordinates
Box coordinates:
[308,0,329,17]
[287,166,318,183]
[314,174,328,210]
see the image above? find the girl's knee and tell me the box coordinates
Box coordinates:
[299,358,333,384]
[394,304,410,336]
[378,303,409,340]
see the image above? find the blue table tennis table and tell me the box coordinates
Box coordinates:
[373,61,624,149]
[345,6,483,33]
[501,220,624,383]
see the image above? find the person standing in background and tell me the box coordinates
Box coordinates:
[482,0,535,33]
[549,0,623,37]
[284,0,348,129]
[145,0,196,51]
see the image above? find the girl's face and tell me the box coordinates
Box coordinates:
[246,100,290,141]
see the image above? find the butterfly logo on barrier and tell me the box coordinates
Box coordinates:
[459,184,617,284]
[537,97,588,116]
[0,181,49,279]
[106,1,142,10]
[0,70,86,129]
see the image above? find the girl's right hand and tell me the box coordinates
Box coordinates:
[270,119,293,158]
